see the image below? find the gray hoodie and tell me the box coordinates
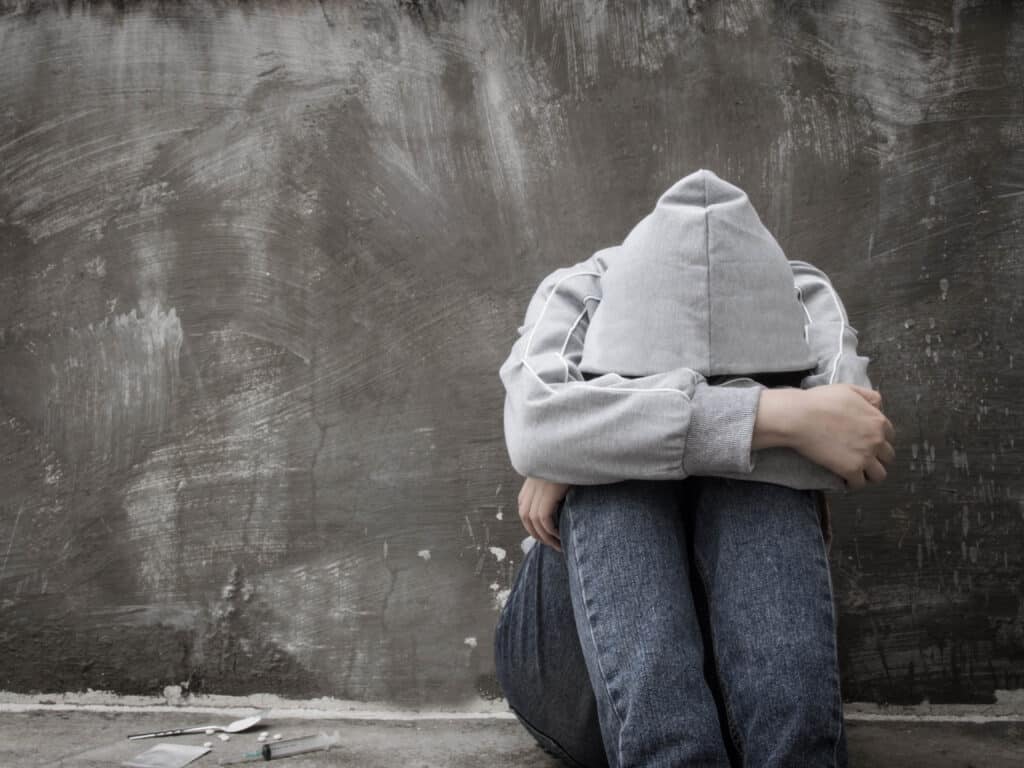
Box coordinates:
[499,169,872,500]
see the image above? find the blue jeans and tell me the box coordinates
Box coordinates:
[493,477,848,768]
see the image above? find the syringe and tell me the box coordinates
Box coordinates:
[218,731,340,763]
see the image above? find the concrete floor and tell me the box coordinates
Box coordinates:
[1,711,1023,767]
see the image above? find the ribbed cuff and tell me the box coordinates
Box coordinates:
[682,383,763,476]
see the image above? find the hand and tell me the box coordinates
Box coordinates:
[790,383,896,490]
[517,477,570,552]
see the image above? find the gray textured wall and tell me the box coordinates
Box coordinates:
[0,0,1022,708]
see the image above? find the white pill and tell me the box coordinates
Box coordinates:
[218,733,230,741]
[203,741,212,748]
[205,728,215,735]
[257,732,268,741]
[273,733,282,740]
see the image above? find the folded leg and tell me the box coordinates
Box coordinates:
[494,525,608,767]
[560,479,733,768]
[690,477,848,768]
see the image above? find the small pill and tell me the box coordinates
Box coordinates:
[205,728,215,735]
[257,732,268,741]
[273,733,282,740]
[218,733,230,741]
[203,741,212,748]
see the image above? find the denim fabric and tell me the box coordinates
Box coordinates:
[493,476,848,768]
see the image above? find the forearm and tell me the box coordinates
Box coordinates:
[502,373,762,485]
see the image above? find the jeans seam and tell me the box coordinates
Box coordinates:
[823,544,843,767]
[809,492,844,768]
[692,553,746,763]
[568,506,627,768]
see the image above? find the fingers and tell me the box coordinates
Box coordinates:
[518,478,564,552]
[863,456,887,483]
[518,480,541,543]
[847,440,895,491]
[854,387,896,442]
[850,384,882,408]
[878,440,896,466]
[535,486,563,552]
[844,470,867,490]
[530,485,562,552]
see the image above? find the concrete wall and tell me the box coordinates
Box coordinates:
[0,0,1021,709]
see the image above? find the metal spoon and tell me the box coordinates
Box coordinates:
[127,714,263,740]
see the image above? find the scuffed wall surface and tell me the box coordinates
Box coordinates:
[0,0,1021,706]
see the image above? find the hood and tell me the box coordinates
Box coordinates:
[579,168,818,378]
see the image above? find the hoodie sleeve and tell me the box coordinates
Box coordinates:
[714,261,875,491]
[499,253,765,485]
[790,260,873,391]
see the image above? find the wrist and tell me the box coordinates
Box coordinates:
[752,388,804,450]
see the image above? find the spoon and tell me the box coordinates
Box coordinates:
[127,714,263,740]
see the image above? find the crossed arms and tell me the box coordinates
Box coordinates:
[499,251,873,490]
